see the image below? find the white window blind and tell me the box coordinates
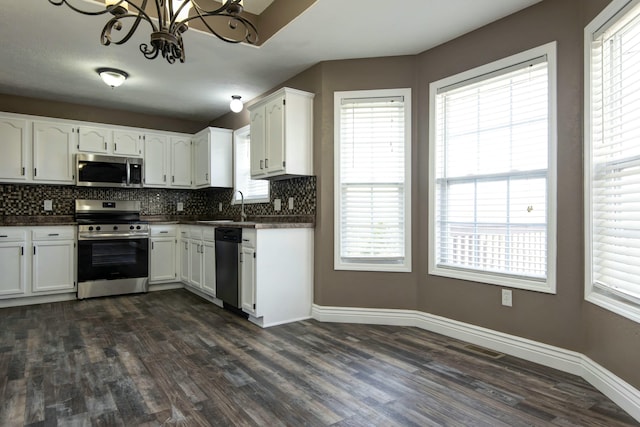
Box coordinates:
[234,126,269,203]
[588,1,640,306]
[335,90,411,271]
[430,43,556,291]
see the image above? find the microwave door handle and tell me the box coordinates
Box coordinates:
[126,159,131,186]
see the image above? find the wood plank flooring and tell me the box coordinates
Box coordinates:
[0,289,637,426]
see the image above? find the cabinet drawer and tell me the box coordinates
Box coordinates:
[202,227,216,242]
[151,225,177,237]
[32,227,75,240]
[190,227,203,240]
[0,228,27,242]
[241,229,256,248]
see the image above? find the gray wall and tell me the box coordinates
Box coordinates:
[213,0,640,390]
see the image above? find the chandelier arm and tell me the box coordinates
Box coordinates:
[49,0,122,17]
[189,0,230,15]
[102,13,152,46]
[186,12,258,44]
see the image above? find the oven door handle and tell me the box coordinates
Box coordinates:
[78,234,149,240]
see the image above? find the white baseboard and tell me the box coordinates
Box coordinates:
[312,304,640,422]
[0,292,76,308]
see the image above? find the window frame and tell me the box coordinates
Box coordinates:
[334,88,412,273]
[584,0,640,324]
[428,42,558,293]
[233,125,270,205]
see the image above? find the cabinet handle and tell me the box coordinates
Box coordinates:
[265,158,269,168]
[21,247,24,256]
[159,231,169,234]
[240,252,243,263]
[172,176,175,183]
[260,160,264,170]
[34,168,37,177]
[33,247,36,255]
[21,167,25,176]
[152,241,155,250]
[48,233,59,237]
[0,235,7,238]
[205,173,209,181]
[104,142,107,150]
[114,143,117,151]
[242,239,250,242]
[163,174,167,182]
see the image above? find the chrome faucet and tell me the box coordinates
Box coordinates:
[236,190,247,222]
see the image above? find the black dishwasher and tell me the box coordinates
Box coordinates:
[215,227,242,309]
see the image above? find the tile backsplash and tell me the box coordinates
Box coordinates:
[0,176,316,219]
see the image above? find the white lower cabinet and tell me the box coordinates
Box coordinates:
[180,226,216,298]
[240,228,313,327]
[0,229,27,297]
[149,225,178,284]
[0,226,76,301]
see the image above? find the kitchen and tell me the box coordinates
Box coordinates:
[1,0,640,425]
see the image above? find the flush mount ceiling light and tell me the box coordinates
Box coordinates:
[230,95,243,113]
[49,0,258,64]
[98,67,129,87]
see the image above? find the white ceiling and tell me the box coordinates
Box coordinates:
[0,0,542,123]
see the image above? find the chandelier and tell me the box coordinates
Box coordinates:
[49,0,258,64]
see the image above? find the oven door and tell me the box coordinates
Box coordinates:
[77,237,148,283]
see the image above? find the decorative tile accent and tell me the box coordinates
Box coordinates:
[0,176,316,219]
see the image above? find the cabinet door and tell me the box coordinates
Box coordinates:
[32,240,75,293]
[189,240,203,288]
[150,238,177,283]
[171,136,192,188]
[201,240,216,296]
[0,242,26,297]
[0,117,29,182]
[193,132,210,188]
[265,97,286,176]
[32,121,75,184]
[113,130,142,156]
[77,126,110,153]
[180,239,190,283]
[240,245,257,315]
[144,134,168,187]
[249,107,266,177]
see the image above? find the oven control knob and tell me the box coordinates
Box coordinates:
[136,225,141,230]
[96,226,101,231]
[130,225,135,230]
[88,226,94,231]
[113,226,118,231]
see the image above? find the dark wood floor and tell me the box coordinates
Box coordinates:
[0,289,637,427]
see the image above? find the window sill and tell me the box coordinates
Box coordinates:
[429,264,555,294]
[586,290,640,325]
[334,260,411,273]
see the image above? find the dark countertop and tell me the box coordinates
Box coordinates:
[0,216,77,227]
[1,215,315,229]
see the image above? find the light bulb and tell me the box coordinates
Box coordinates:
[98,68,128,88]
[230,95,243,113]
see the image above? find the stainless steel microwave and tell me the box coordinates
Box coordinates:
[76,153,143,188]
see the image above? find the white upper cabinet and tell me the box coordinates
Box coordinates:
[113,130,142,156]
[170,135,192,188]
[32,120,75,184]
[193,127,233,188]
[0,116,29,182]
[248,87,314,180]
[143,133,169,187]
[77,126,111,154]
[143,133,192,188]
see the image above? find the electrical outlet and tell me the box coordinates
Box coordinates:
[44,200,53,211]
[501,289,513,307]
[274,198,282,211]
[177,202,184,212]
[218,202,223,212]
[288,197,294,210]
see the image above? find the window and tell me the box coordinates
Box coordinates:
[428,42,557,293]
[233,125,269,204]
[334,89,412,272]
[585,0,640,323]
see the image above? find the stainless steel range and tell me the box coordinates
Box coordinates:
[75,200,149,299]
